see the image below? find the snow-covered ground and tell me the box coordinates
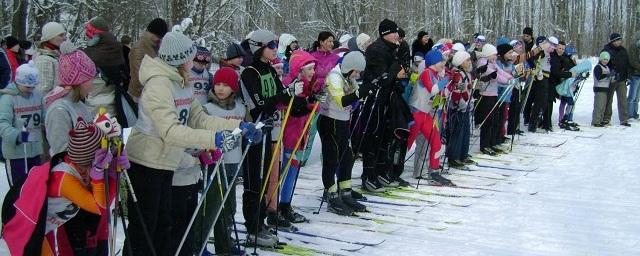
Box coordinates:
[2,58,640,255]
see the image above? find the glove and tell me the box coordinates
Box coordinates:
[90,149,114,180]
[198,150,216,165]
[476,64,488,74]
[293,81,304,96]
[215,130,241,152]
[114,148,130,171]
[239,122,263,144]
[488,71,498,79]
[432,95,444,109]
[312,91,328,103]
[283,87,296,97]
[581,72,590,79]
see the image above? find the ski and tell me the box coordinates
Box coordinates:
[278,228,387,247]
[518,138,568,148]
[475,162,538,172]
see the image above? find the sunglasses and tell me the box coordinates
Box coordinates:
[195,54,212,63]
[253,40,278,50]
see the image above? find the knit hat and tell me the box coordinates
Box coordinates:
[226,43,246,60]
[341,51,366,74]
[88,16,109,32]
[213,67,239,92]
[496,37,510,46]
[413,52,425,62]
[146,18,169,38]
[398,28,406,38]
[475,35,487,44]
[68,117,105,166]
[271,58,284,67]
[288,50,317,76]
[194,46,212,63]
[339,34,353,47]
[58,41,96,86]
[523,27,533,36]
[424,49,444,67]
[158,31,197,67]
[249,29,277,54]
[452,43,466,52]
[609,33,622,42]
[41,22,66,42]
[378,19,399,37]
[478,44,498,58]
[433,43,453,55]
[536,36,547,45]
[599,51,611,61]
[452,51,471,67]
[356,33,371,51]
[4,36,19,49]
[497,44,514,56]
[15,61,39,87]
[547,36,559,45]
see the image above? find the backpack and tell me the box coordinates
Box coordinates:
[2,153,65,256]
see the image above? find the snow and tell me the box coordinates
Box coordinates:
[2,58,640,255]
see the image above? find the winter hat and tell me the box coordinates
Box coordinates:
[226,43,246,60]
[413,52,425,62]
[510,40,523,50]
[41,22,66,42]
[474,35,487,44]
[248,29,277,54]
[535,36,547,45]
[339,34,353,47]
[547,36,559,45]
[356,33,371,51]
[599,51,611,61]
[15,61,40,87]
[194,46,212,63]
[58,41,96,86]
[497,44,514,56]
[213,67,239,92]
[68,117,105,167]
[433,43,453,55]
[523,27,534,36]
[452,43,466,52]
[564,46,577,56]
[398,28,406,38]
[424,49,444,67]
[496,37,510,46]
[288,50,317,76]
[341,51,366,74]
[158,31,197,67]
[478,44,498,58]
[4,36,19,49]
[378,19,399,37]
[87,16,109,32]
[146,18,169,38]
[278,33,297,54]
[452,51,471,67]
[609,33,622,42]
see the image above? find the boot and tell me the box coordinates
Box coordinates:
[340,189,367,212]
[326,191,355,216]
[280,203,308,224]
[266,211,297,232]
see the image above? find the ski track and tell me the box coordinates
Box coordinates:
[2,58,640,255]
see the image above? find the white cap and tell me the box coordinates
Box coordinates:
[356,33,371,51]
[41,22,66,42]
[547,36,559,45]
[15,61,40,87]
[339,34,353,46]
[341,51,366,73]
[479,44,497,58]
[452,43,466,52]
[452,51,471,67]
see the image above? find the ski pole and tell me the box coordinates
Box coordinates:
[219,160,243,254]
[198,124,264,256]
[122,168,157,256]
[22,126,28,179]
[415,100,444,189]
[174,128,242,256]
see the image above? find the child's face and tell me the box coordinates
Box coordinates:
[273,65,284,76]
[229,57,243,67]
[461,59,472,72]
[214,83,233,100]
[432,61,445,72]
[600,59,609,65]
[300,65,315,81]
[193,61,206,71]
[350,70,361,80]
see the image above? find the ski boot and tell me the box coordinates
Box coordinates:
[428,172,454,186]
[481,147,497,156]
[326,192,355,216]
[377,173,400,188]
[266,210,297,232]
[448,159,465,169]
[363,176,386,193]
[340,189,367,212]
[280,203,309,224]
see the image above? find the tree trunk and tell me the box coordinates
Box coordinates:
[11,0,29,39]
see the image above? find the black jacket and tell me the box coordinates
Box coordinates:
[603,43,631,81]
[411,38,434,58]
[550,51,575,86]
[241,59,291,121]
[362,38,402,105]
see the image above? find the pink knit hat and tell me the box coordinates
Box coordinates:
[58,41,96,86]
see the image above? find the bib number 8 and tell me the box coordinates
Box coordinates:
[178,109,189,125]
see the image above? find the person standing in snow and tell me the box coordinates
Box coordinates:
[592,52,614,127]
[527,36,554,132]
[0,61,44,188]
[602,33,632,126]
[627,31,640,120]
[240,29,290,247]
[445,51,475,168]
[318,51,369,216]
[550,41,581,130]
[412,31,434,59]
[127,18,168,103]
[33,22,67,95]
[123,29,261,255]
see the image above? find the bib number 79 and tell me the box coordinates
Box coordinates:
[21,113,41,127]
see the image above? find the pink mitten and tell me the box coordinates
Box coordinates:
[199,150,216,166]
[211,149,222,163]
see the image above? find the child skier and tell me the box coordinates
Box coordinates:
[318,51,368,215]
[592,52,613,127]
[407,50,452,185]
[446,51,475,168]
[0,61,44,188]
[191,46,213,105]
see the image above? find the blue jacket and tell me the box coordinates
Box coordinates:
[0,84,45,159]
[0,49,11,89]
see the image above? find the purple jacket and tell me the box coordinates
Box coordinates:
[310,50,339,91]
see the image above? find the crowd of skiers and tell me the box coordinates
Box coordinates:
[1,16,639,256]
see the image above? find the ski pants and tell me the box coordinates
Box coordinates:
[359,97,387,180]
[627,76,640,119]
[171,184,198,256]
[318,115,354,190]
[528,78,549,129]
[604,81,629,124]
[408,111,442,174]
[446,110,471,162]
[476,96,500,149]
[592,91,609,125]
[507,88,522,135]
[242,134,272,235]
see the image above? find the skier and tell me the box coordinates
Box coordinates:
[34,22,67,95]
[318,51,369,215]
[123,28,261,255]
[407,49,452,185]
[446,51,475,168]
[190,46,214,106]
[592,52,613,127]
[277,33,298,74]
[496,40,516,144]
[0,61,44,188]
[550,41,580,130]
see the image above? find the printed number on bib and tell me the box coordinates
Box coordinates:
[178,109,189,125]
[21,113,41,128]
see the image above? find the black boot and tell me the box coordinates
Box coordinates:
[326,191,355,216]
[340,189,367,212]
[266,210,297,232]
[280,203,308,224]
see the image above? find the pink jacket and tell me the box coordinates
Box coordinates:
[310,50,339,91]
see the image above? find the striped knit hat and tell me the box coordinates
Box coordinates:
[68,117,105,166]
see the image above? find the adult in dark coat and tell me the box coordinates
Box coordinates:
[602,33,632,126]
[411,31,433,59]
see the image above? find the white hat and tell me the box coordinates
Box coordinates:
[278,33,297,54]
[452,51,471,67]
[547,36,559,45]
[452,43,466,52]
[356,33,371,51]
[478,44,497,58]
[249,30,277,54]
[341,51,366,74]
[15,61,40,87]
[158,31,197,67]
[41,22,66,42]
[339,34,353,47]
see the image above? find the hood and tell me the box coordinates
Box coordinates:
[139,55,184,87]
[278,33,297,54]
[84,32,125,67]
[0,83,20,96]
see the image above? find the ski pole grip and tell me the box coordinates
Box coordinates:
[255,122,265,129]
[232,128,242,136]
